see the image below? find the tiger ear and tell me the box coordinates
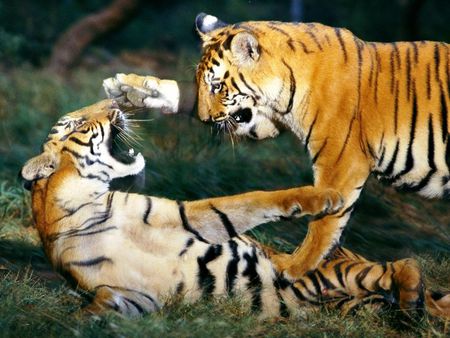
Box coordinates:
[230,32,260,66]
[195,13,227,41]
[20,152,59,183]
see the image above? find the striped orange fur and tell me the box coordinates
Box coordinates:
[194,13,449,279]
[19,99,449,319]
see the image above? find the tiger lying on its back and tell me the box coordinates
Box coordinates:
[20,99,449,319]
[107,14,450,279]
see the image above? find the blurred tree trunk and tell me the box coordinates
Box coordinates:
[399,0,426,40]
[47,0,141,75]
[290,0,303,22]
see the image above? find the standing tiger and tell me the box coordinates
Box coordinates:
[191,14,450,279]
[19,99,449,319]
[103,15,450,280]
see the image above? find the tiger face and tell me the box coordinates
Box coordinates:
[20,100,144,188]
[196,14,288,140]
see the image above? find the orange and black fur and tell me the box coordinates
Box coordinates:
[20,99,449,319]
[192,13,449,279]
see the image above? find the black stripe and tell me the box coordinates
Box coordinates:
[123,297,144,314]
[355,265,373,292]
[179,238,195,257]
[312,139,328,164]
[211,58,220,66]
[225,240,240,294]
[64,226,117,238]
[242,247,262,312]
[304,111,318,151]
[305,271,322,296]
[440,83,448,142]
[290,284,307,301]
[393,80,399,133]
[333,261,346,287]
[210,205,238,238]
[377,146,386,168]
[281,59,296,115]
[427,114,437,171]
[287,38,296,52]
[390,47,396,94]
[391,82,418,181]
[238,73,260,99]
[297,40,313,54]
[143,197,152,224]
[99,122,104,141]
[344,262,361,279]
[334,28,347,63]
[410,41,419,64]
[197,244,223,296]
[373,43,381,103]
[335,114,356,164]
[61,146,83,159]
[383,140,400,177]
[84,157,114,169]
[337,202,355,219]
[406,47,412,101]
[354,37,364,110]
[67,256,112,267]
[69,136,91,147]
[392,42,401,68]
[296,278,316,297]
[426,63,432,100]
[316,269,336,291]
[306,29,323,51]
[230,77,243,94]
[177,201,209,243]
[434,43,441,83]
[275,287,290,317]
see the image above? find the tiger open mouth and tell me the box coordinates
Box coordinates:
[231,108,253,124]
[110,113,140,164]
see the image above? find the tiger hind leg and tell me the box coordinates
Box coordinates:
[286,249,431,317]
[425,290,450,320]
[84,285,160,317]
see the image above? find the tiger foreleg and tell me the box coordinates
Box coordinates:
[274,155,371,279]
[182,186,344,243]
[103,73,179,114]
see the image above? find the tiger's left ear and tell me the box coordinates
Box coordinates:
[195,13,227,41]
[230,32,260,66]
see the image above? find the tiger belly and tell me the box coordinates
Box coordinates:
[374,138,449,199]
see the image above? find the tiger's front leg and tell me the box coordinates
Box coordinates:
[273,144,371,279]
[180,186,344,243]
[135,186,343,243]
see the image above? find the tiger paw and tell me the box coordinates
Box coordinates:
[103,73,180,114]
[279,186,344,218]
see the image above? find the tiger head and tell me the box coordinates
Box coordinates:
[195,13,286,140]
[20,100,145,190]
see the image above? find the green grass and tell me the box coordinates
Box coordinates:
[0,67,449,337]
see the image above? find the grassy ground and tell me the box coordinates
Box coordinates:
[0,67,449,337]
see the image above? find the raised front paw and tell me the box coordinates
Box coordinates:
[280,186,344,218]
[103,73,180,113]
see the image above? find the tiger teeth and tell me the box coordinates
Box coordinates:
[128,148,135,156]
